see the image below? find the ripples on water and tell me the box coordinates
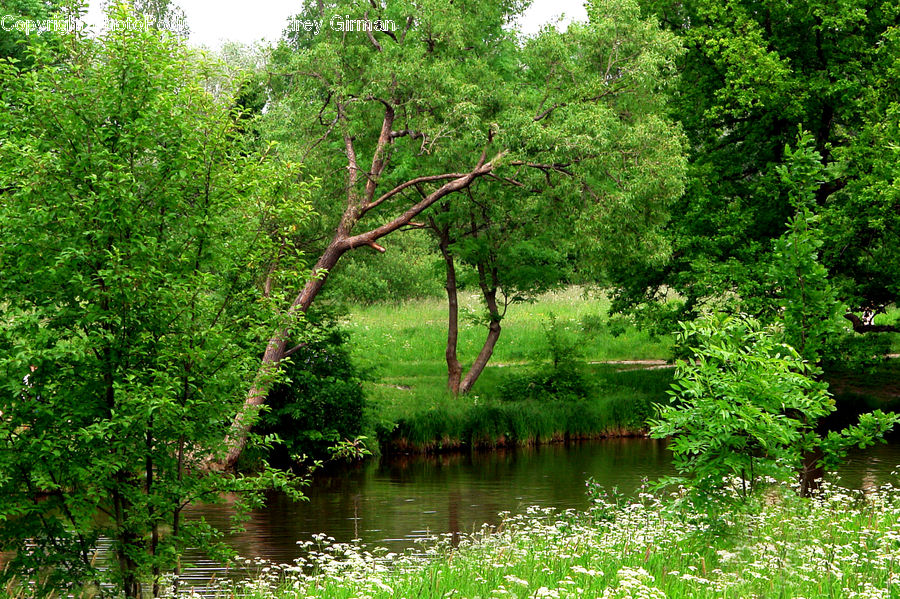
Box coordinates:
[9,439,897,593]
[179,439,900,579]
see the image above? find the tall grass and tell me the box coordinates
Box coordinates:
[341,288,675,452]
[369,365,674,452]
[211,479,900,599]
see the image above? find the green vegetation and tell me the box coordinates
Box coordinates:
[252,316,369,466]
[1,0,899,595]
[652,314,897,500]
[614,0,900,337]
[223,0,686,463]
[336,289,675,452]
[206,480,900,599]
[0,11,307,598]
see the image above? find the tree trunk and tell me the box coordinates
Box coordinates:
[209,156,498,471]
[798,446,824,497]
[437,225,462,394]
[459,283,502,395]
[216,241,347,471]
[113,472,142,599]
[844,312,899,333]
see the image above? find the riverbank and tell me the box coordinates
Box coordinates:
[377,364,675,453]
[342,289,675,452]
[220,479,900,599]
[341,289,899,454]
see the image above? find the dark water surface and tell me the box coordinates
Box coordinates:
[178,438,900,584]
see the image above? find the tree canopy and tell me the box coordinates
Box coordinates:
[0,14,305,597]
[613,0,900,338]
[212,0,687,434]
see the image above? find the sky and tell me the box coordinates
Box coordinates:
[83,0,589,49]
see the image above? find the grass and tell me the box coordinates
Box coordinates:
[376,365,675,452]
[343,287,671,374]
[339,288,899,453]
[339,288,675,452]
[213,478,900,599]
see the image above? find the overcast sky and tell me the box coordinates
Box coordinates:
[84,0,589,49]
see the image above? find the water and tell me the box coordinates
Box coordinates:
[179,437,900,581]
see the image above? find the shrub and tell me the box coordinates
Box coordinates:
[256,317,368,466]
[650,314,898,500]
[499,313,593,401]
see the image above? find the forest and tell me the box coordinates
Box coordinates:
[0,0,899,597]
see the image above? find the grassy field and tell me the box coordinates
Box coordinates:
[335,289,899,453]
[340,288,675,452]
[219,480,900,599]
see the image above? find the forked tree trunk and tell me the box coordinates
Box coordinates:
[436,226,503,396]
[438,226,463,394]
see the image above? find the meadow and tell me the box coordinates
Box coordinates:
[340,288,676,452]
[339,288,899,453]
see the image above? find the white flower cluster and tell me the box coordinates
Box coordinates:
[188,477,900,599]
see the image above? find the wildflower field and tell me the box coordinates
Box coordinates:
[213,479,900,599]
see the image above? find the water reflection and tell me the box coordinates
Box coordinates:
[7,438,900,590]
[174,438,900,585]
[184,438,676,566]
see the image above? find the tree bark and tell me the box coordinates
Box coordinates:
[798,446,824,497]
[459,264,502,395]
[210,152,499,471]
[844,312,900,334]
[437,224,463,394]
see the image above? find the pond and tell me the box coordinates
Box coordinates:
[178,438,900,586]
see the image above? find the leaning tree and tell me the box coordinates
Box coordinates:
[215,0,686,468]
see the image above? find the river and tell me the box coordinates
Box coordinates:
[177,438,900,586]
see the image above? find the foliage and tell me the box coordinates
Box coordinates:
[498,314,593,402]
[255,316,369,465]
[615,0,900,332]
[650,314,898,500]
[258,0,685,376]
[322,230,444,305]
[0,14,308,597]
[0,0,69,65]
[389,395,655,451]
[769,131,846,364]
[650,315,831,498]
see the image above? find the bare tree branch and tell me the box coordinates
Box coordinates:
[361,172,469,214]
[844,313,900,334]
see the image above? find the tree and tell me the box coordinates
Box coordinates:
[769,131,845,365]
[0,0,69,65]
[650,315,897,501]
[615,0,900,340]
[428,190,567,395]
[428,188,571,395]
[0,13,305,597]
[424,4,686,395]
[211,0,686,467]
[653,134,898,502]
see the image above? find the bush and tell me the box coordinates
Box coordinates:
[256,318,368,466]
[499,313,594,401]
[650,313,898,501]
